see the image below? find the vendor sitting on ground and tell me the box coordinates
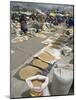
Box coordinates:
[20,20,28,34]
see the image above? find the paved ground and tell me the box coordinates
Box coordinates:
[10,32,52,98]
[11,24,65,71]
[11,36,45,70]
[10,24,74,98]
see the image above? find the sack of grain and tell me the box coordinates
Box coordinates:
[51,64,73,95]
[61,46,72,56]
[26,75,48,92]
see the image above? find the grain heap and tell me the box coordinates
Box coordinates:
[19,65,42,80]
[32,79,45,87]
[38,52,55,63]
[52,41,62,45]
[50,44,61,49]
[32,58,49,70]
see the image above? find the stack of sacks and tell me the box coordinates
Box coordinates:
[50,64,73,95]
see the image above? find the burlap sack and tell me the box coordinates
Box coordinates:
[51,64,73,95]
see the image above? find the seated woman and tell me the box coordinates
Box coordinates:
[20,20,28,34]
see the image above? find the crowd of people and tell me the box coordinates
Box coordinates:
[11,9,74,36]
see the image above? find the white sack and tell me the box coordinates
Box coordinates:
[61,46,72,56]
[48,66,55,83]
[51,64,73,95]
[26,75,48,92]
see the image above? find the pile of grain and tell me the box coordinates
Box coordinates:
[35,33,46,38]
[38,52,55,63]
[19,65,42,80]
[52,41,61,45]
[12,36,29,43]
[56,37,66,43]
[50,44,61,49]
[32,79,45,87]
[32,58,49,70]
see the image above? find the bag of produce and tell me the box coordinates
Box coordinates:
[51,64,73,95]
